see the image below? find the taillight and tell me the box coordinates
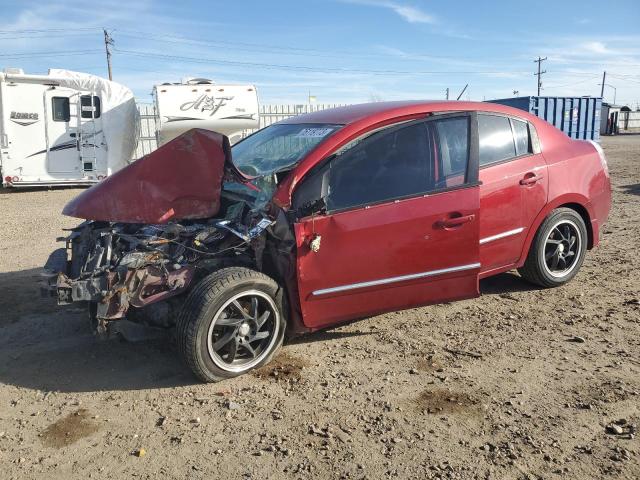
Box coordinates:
[588,140,609,177]
[4,176,11,184]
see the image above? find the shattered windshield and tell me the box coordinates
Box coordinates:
[231,123,341,177]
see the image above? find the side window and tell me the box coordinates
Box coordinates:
[80,95,101,119]
[327,122,432,211]
[432,116,469,188]
[511,119,532,156]
[478,114,516,166]
[51,97,70,122]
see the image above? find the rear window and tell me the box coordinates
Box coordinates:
[434,116,469,186]
[478,114,516,166]
[512,119,532,156]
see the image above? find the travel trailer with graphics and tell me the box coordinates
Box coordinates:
[0,68,138,188]
[154,78,259,146]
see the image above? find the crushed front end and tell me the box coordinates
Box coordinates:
[44,200,274,334]
[41,128,289,335]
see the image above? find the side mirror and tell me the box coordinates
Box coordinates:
[299,197,327,217]
[293,165,331,218]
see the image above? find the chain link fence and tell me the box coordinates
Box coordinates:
[134,102,347,159]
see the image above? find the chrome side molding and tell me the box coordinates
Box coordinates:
[312,262,481,296]
[479,227,524,245]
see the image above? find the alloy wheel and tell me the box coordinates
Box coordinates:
[542,220,582,278]
[206,290,279,372]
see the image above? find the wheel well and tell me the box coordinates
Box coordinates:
[558,202,593,249]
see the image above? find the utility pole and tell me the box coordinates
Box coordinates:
[456,84,468,101]
[600,71,606,97]
[534,56,547,96]
[445,88,449,100]
[103,29,114,81]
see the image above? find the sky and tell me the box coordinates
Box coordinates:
[1,0,640,107]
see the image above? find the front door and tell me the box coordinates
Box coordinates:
[44,88,80,174]
[293,114,480,329]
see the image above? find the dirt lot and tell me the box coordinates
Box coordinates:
[0,136,638,480]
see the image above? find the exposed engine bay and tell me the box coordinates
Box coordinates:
[46,196,282,333]
[46,196,303,339]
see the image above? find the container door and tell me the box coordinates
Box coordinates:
[44,88,81,174]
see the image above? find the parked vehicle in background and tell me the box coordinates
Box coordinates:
[0,68,138,188]
[154,78,259,146]
[44,100,612,382]
[489,96,602,141]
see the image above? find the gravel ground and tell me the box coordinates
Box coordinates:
[0,135,638,480]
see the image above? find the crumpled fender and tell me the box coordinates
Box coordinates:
[63,129,238,223]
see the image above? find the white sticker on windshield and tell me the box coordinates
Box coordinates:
[295,127,333,138]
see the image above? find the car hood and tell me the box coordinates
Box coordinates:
[63,129,250,223]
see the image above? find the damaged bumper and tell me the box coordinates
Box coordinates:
[43,206,274,326]
[52,263,195,318]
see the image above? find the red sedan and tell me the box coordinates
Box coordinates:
[49,101,611,382]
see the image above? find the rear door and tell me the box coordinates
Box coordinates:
[293,113,480,330]
[477,114,548,273]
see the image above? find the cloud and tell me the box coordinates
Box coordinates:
[342,0,435,24]
[581,41,610,55]
[388,3,435,23]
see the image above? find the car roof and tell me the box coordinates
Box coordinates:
[280,100,538,126]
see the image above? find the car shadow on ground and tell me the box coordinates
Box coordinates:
[287,329,377,346]
[0,268,538,393]
[621,183,640,196]
[0,267,66,325]
[0,267,196,393]
[479,271,539,295]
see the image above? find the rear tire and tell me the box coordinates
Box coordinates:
[176,267,286,382]
[518,208,588,288]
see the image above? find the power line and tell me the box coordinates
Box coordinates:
[116,29,491,62]
[0,32,100,40]
[0,27,98,34]
[115,48,534,76]
[544,76,600,89]
[0,50,102,58]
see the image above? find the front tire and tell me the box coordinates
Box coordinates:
[518,208,588,288]
[176,267,286,382]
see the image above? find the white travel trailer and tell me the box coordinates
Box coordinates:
[154,78,259,146]
[0,68,138,188]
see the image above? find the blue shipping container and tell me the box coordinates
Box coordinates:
[488,96,602,142]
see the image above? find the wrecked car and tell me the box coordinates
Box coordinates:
[45,101,612,382]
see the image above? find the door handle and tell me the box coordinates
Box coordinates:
[438,214,475,228]
[520,173,543,186]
